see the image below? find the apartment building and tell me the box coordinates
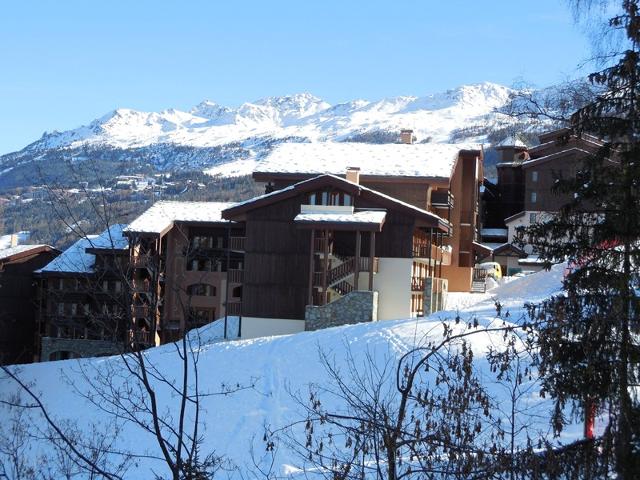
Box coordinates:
[35,225,129,361]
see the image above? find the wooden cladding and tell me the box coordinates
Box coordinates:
[229,236,246,251]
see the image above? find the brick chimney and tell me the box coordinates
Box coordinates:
[400,129,414,144]
[10,234,18,247]
[346,167,360,184]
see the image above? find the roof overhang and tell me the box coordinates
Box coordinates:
[294,210,386,232]
[224,174,450,233]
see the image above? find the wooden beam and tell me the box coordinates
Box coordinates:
[322,229,329,305]
[308,229,315,305]
[427,228,433,278]
[354,230,361,291]
[369,231,375,291]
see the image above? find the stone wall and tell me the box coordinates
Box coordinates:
[423,278,448,315]
[40,337,123,361]
[305,291,378,331]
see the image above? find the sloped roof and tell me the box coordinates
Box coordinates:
[0,244,52,262]
[294,210,387,231]
[496,135,528,148]
[37,225,128,275]
[125,201,235,235]
[223,174,450,232]
[254,142,480,180]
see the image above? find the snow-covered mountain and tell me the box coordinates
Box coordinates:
[0,82,566,188]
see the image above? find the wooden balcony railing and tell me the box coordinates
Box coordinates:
[229,236,246,251]
[132,280,152,293]
[411,276,425,292]
[314,236,329,254]
[226,301,242,316]
[313,257,379,287]
[412,243,452,265]
[132,305,152,318]
[131,255,155,269]
[228,268,244,283]
[473,267,488,281]
[130,329,153,346]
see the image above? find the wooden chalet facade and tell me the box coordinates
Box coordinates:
[253,142,484,291]
[0,244,59,364]
[222,168,465,338]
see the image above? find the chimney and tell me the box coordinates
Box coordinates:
[346,167,360,185]
[10,234,18,247]
[400,129,414,144]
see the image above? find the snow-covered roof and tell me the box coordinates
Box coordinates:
[295,210,387,227]
[38,225,128,274]
[125,201,235,235]
[223,174,450,232]
[255,142,480,179]
[480,228,508,238]
[496,135,527,148]
[0,244,49,262]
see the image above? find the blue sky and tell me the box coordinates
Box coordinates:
[0,1,591,154]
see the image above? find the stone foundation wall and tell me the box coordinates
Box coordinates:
[305,291,378,331]
[423,278,448,315]
[40,337,123,361]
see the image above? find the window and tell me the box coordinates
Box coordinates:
[187,284,216,296]
[114,281,122,293]
[531,192,537,203]
[57,303,65,315]
[70,303,77,316]
[532,171,539,182]
[530,213,537,223]
[188,308,215,326]
[308,190,353,206]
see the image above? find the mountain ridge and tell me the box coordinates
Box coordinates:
[0,81,576,190]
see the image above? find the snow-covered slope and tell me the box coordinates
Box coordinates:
[0,265,585,479]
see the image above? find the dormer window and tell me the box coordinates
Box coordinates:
[308,190,353,207]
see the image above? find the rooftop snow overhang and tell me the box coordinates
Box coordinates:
[294,210,387,232]
[523,147,593,168]
[222,174,450,233]
[251,143,481,185]
[124,202,236,237]
[472,241,493,257]
[0,245,57,263]
[252,171,452,185]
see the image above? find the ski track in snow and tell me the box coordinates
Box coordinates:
[0,264,582,479]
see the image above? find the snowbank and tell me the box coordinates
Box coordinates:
[0,265,582,478]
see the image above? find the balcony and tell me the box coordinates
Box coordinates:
[225,301,242,316]
[411,276,425,292]
[412,243,452,265]
[132,280,152,293]
[228,268,244,284]
[132,305,152,318]
[131,255,155,269]
[130,329,154,347]
[229,236,246,252]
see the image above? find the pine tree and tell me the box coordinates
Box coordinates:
[517,1,640,477]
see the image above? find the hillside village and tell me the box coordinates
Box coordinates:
[0,127,589,364]
[1,1,639,477]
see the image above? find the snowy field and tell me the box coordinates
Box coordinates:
[0,264,586,478]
